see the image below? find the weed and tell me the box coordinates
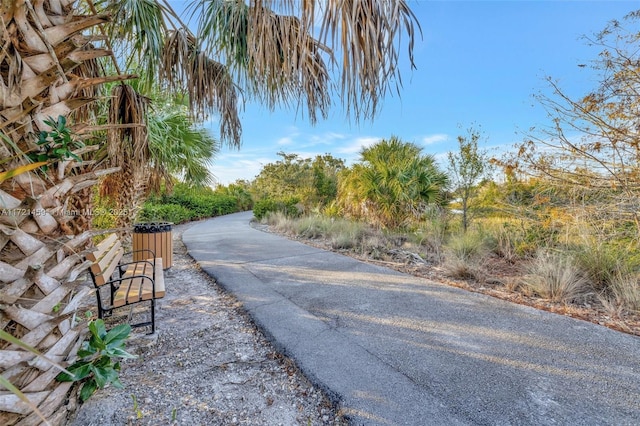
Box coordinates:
[131,394,143,419]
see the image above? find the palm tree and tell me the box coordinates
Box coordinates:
[91,0,420,227]
[338,137,447,229]
[147,106,219,192]
[0,0,420,423]
[0,2,132,424]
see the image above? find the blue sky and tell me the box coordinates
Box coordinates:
[172,1,639,185]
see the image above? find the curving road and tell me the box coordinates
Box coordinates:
[183,211,640,426]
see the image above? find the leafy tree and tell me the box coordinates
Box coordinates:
[516,10,640,235]
[147,104,218,192]
[337,136,447,229]
[447,125,492,232]
[251,152,345,212]
[216,179,254,211]
[310,154,346,207]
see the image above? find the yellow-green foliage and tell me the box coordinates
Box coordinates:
[91,189,117,230]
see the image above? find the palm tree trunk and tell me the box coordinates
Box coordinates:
[0,1,129,424]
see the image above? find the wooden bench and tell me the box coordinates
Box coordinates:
[86,233,166,334]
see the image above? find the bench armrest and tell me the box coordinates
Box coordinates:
[118,258,156,277]
[124,248,156,259]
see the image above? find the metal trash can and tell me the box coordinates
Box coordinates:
[133,222,173,270]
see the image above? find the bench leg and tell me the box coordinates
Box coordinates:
[150,298,156,335]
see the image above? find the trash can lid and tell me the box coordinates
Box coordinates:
[133,222,173,233]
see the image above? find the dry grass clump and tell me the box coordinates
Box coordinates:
[441,231,488,280]
[521,251,590,303]
[264,211,294,233]
[606,271,640,313]
[294,215,334,238]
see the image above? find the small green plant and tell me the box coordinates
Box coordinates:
[29,115,84,169]
[445,230,487,262]
[132,394,143,419]
[56,318,137,402]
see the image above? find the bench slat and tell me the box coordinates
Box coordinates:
[113,259,165,307]
[90,239,122,275]
[86,234,118,262]
[93,247,124,286]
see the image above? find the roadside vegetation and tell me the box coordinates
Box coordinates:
[245,14,640,334]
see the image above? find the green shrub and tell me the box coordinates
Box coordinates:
[56,319,136,402]
[137,203,194,224]
[210,195,238,216]
[157,183,240,219]
[253,199,277,221]
[253,197,300,221]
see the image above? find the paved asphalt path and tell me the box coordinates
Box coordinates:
[183,211,640,426]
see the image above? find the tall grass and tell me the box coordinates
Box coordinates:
[521,251,590,302]
[605,271,640,313]
[265,213,370,250]
[441,231,488,280]
[572,239,628,292]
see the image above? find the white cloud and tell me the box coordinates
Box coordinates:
[422,134,449,145]
[335,136,381,155]
[277,136,294,146]
[307,132,347,147]
[210,159,264,185]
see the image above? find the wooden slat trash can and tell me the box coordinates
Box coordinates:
[133,222,173,269]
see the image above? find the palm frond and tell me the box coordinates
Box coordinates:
[317,0,420,119]
[197,0,332,123]
[107,83,149,170]
[160,28,242,147]
[147,107,219,191]
[192,52,242,144]
[106,0,166,87]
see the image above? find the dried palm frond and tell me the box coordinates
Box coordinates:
[107,83,149,171]
[315,0,420,119]
[246,10,331,122]
[160,28,242,147]
[160,29,196,86]
[190,52,241,144]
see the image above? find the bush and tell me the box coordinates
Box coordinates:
[572,240,627,291]
[253,199,277,221]
[295,215,333,238]
[441,231,489,281]
[138,203,194,224]
[445,231,487,262]
[253,197,300,221]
